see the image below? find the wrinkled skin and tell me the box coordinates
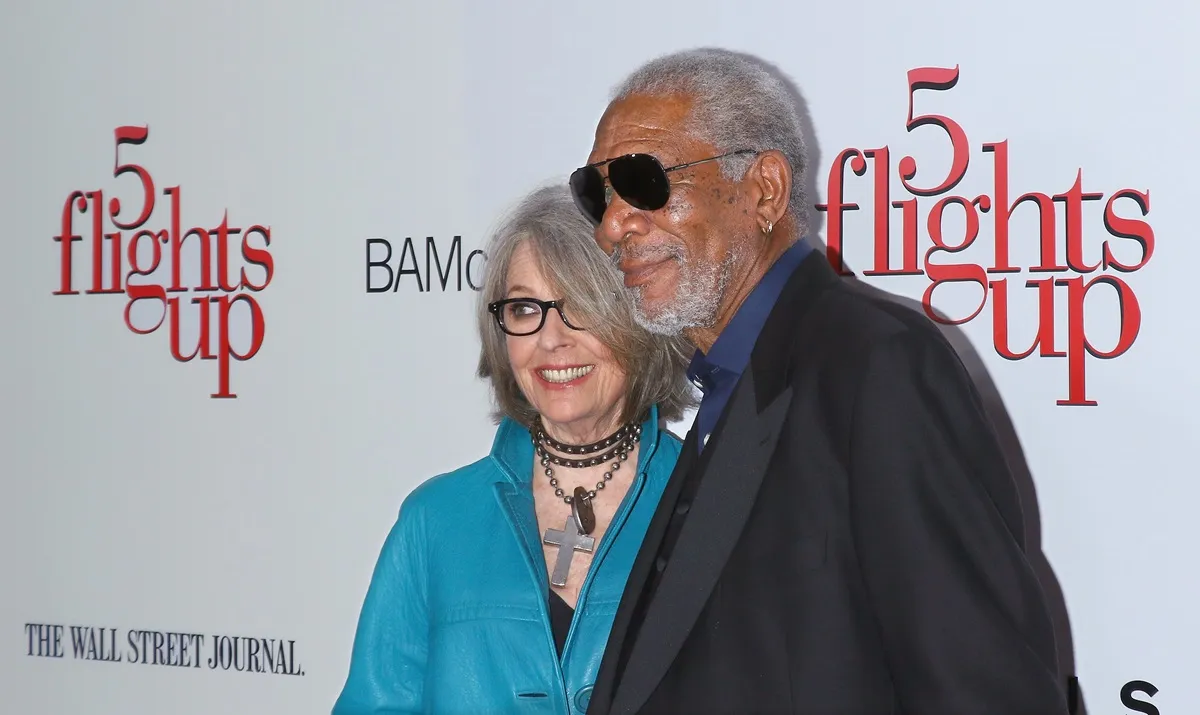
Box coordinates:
[585,92,796,351]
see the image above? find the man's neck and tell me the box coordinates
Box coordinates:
[685,232,795,353]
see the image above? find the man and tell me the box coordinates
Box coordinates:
[568,48,1068,715]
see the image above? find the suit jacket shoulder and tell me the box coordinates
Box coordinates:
[796,272,953,367]
[753,257,977,413]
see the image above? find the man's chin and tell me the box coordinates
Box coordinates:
[631,298,690,337]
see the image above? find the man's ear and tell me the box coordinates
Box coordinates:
[746,150,791,233]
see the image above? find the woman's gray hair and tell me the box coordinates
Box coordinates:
[612,48,811,236]
[476,184,696,428]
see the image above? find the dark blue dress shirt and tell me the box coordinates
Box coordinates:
[685,239,814,452]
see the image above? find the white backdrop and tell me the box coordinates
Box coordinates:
[2,1,1196,713]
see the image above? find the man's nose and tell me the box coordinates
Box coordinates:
[598,195,651,256]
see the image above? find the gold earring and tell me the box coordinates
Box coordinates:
[765,220,774,235]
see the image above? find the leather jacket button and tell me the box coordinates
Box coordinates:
[574,684,593,711]
[655,555,668,572]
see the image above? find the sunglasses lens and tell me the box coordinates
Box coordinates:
[609,154,670,211]
[569,166,607,225]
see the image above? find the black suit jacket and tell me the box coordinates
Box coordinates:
[588,253,1066,715]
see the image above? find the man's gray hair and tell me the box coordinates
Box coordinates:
[476,184,697,427]
[612,48,811,236]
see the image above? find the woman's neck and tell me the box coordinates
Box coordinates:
[539,412,627,447]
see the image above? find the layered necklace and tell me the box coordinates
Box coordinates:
[535,417,641,588]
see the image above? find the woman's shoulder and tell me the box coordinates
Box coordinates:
[388,418,532,526]
[398,455,500,517]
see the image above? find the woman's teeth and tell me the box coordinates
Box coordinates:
[540,365,594,383]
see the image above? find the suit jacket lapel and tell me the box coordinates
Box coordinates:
[597,250,841,715]
[589,427,699,714]
[609,372,794,715]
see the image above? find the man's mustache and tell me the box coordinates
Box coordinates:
[609,242,686,269]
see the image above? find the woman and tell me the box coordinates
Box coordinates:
[332,184,694,714]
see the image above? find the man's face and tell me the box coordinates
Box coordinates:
[585,94,755,336]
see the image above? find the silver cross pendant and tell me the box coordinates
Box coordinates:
[542,501,596,588]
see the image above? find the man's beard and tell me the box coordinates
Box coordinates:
[610,242,736,337]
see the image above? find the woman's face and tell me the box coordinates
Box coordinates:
[502,242,628,442]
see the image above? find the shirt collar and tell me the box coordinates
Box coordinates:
[686,239,813,391]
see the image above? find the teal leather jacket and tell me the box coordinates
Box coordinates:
[332,406,681,715]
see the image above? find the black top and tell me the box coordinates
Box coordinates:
[548,589,574,657]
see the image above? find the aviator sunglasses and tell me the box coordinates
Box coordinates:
[569,149,757,225]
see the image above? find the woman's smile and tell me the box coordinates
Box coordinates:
[535,364,595,387]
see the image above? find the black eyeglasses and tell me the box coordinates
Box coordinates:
[569,149,756,225]
[488,297,586,336]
